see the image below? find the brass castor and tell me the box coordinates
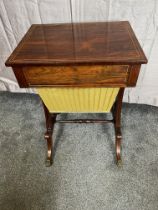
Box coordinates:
[116,159,123,167]
[45,158,53,167]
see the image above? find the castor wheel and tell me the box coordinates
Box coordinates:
[45,158,53,167]
[116,158,123,167]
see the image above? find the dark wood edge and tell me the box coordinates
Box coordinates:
[5,60,147,67]
[127,22,148,64]
[27,84,127,88]
[12,67,29,88]
[5,24,36,67]
[127,65,141,86]
[5,21,147,67]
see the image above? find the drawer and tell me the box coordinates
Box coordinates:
[22,65,129,87]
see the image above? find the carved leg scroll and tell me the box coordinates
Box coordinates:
[112,88,125,166]
[42,102,57,166]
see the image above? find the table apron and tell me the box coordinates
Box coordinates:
[12,64,141,88]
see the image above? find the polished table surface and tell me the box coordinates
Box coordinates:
[6,21,147,66]
[5,21,147,166]
[6,21,147,89]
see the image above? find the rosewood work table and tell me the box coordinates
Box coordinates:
[5,21,147,166]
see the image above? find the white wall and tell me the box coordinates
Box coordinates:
[0,0,158,106]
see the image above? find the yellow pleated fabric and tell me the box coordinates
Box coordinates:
[37,88,119,113]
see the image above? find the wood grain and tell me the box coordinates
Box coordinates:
[5,21,147,67]
[23,65,129,87]
[127,65,141,86]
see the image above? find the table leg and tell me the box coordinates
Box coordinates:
[42,88,124,167]
[42,102,57,166]
[112,88,125,166]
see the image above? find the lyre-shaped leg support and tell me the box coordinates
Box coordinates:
[41,88,124,167]
[112,88,125,166]
[42,102,57,166]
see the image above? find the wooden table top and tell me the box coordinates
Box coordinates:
[6,21,147,66]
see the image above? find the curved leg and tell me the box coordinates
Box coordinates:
[43,102,57,166]
[115,127,122,166]
[112,88,124,166]
[44,132,53,166]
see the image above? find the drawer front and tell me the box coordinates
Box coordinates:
[23,65,129,87]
